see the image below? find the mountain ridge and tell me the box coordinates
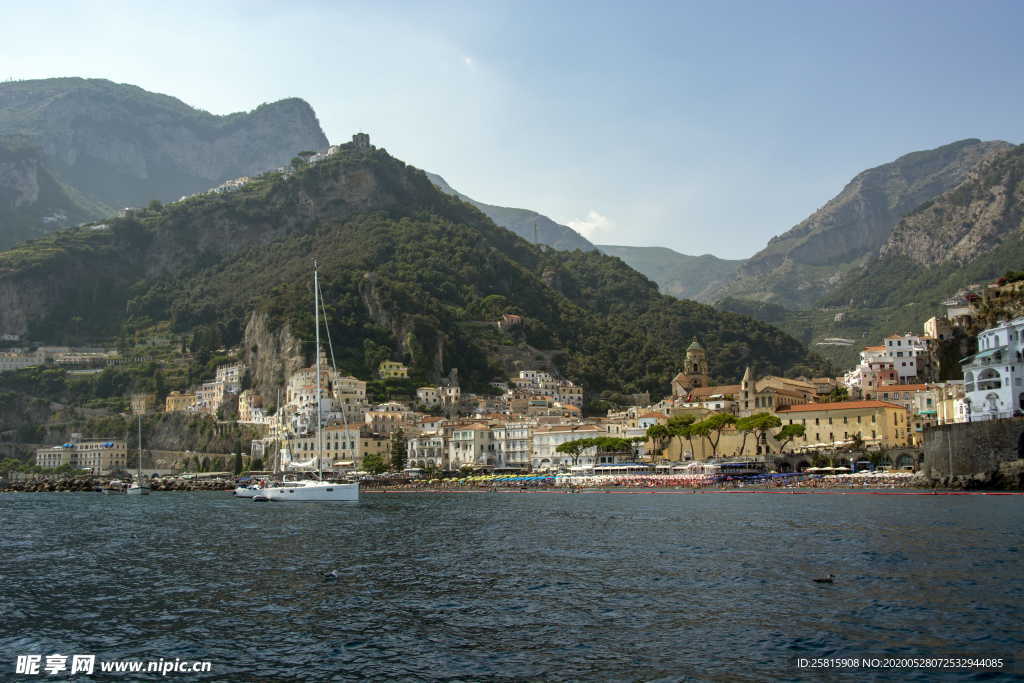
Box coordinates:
[596,245,744,302]
[0,77,329,210]
[712,138,1012,308]
[0,138,828,399]
[425,172,595,251]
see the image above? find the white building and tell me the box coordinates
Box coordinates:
[883,334,931,383]
[215,363,244,392]
[961,317,1024,421]
[448,424,495,469]
[407,434,447,469]
[490,422,532,470]
[531,424,604,470]
[333,375,368,415]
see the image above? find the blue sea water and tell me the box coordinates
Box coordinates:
[1,490,1022,681]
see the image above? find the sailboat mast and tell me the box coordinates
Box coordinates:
[137,415,142,479]
[314,260,323,479]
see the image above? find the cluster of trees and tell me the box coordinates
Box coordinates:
[0,458,79,475]
[554,435,646,465]
[646,413,806,459]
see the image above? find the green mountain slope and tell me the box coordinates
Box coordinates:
[425,172,595,251]
[822,143,1024,313]
[597,245,745,302]
[739,143,1024,370]
[714,138,1011,307]
[0,137,110,250]
[0,77,328,209]
[0,140,828,398]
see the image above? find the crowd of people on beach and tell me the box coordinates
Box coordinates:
[361,471,924,491]
[784,471,921,489]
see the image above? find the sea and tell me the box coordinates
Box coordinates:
[1,490,1022,681]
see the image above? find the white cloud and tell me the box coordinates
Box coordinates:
[463,56,473,66]
[567,209,614,241]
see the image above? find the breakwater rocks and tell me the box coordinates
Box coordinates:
[924,459,1024,491]
[0,476,234,493]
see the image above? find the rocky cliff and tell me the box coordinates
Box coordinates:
[0,78,329,209]
[243,311,305,414]
[714,138,1012,307]
[0,137,109,249]
[880,144,1024,266]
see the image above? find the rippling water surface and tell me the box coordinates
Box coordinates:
[2,490,1023,680]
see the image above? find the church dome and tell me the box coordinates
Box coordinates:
[687,338,705,353]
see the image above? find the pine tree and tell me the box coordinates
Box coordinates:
[389,429,407,471]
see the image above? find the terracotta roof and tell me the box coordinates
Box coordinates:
[864,345,886,351]
[639,412,668,419]
[778,400,906,413]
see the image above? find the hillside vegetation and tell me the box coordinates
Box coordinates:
[0,141,829,399]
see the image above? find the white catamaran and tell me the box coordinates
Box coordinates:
[257,261,359,502]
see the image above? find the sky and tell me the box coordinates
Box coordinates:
[3,0,1024,258]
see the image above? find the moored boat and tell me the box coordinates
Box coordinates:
[101,479,126,495]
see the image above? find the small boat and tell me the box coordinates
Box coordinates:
[101,479,126,495]
[234,480,268,498]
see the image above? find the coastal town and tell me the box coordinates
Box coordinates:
[6,273,1022,486]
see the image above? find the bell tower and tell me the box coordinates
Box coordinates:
[672,337,710,397]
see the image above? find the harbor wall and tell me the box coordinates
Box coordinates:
[922,418,1024,487]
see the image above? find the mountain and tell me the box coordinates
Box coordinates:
[713,138,1012,308]
[822,143,1024,312]
[0,78,328,210]
[425,172,595,251]
[596,245,745,302]
[0,136,110,250]
[0,137,827,401]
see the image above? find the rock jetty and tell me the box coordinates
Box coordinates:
[0,476,234,493]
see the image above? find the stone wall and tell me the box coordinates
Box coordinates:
[922,418,1024,479]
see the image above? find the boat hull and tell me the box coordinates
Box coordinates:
[234,486,259,498]
[260,482,359,502]
[126,486,150,495]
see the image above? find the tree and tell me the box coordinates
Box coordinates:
[645,423,670,461]
[362,452,388,474]
[851,433,865,452]
[232,451,243,476]
[555,439,589,467]
[748,413,782,456]
[776,423,806,452]
[389,429,407,471]
[692,413,737,459]
[735,416,755,456]
[666,415,697,459]
[827,386,849,403]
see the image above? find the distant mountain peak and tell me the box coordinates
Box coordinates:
[713,138,1012,308]
[423,172,595,251]
[0,77,328,210]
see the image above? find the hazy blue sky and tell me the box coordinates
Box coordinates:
[3,0,1023,257]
